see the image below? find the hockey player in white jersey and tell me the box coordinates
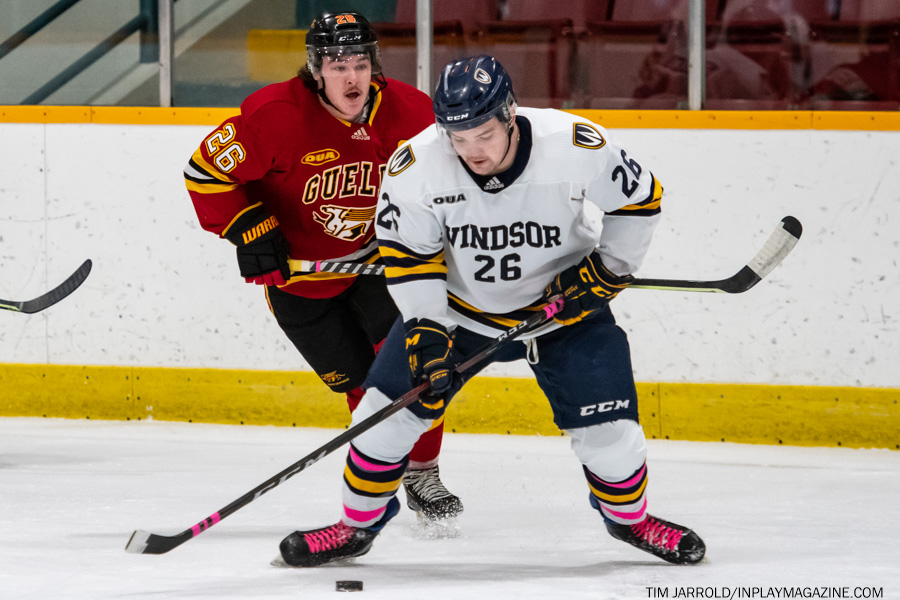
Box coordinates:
[277,55,706,567]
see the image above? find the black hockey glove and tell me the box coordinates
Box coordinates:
[404,318,454,394]
[544,252,634,326]
[223,204,291,286]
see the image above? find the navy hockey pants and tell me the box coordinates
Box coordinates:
[364,305,640,430]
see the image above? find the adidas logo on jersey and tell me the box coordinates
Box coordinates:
[351,127,370,141]
[483,177,504,190]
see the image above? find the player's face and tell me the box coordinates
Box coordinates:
[317,54,372,121]
[448,118,514,176]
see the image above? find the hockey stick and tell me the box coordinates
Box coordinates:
[125,298,564,555]
[631,216,802,293]
[288,216,803,294]
[0,259,92,314]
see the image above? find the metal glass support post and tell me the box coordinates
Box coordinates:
[159,0,174,107]
[415,0,433,95]
[688,0,705,110]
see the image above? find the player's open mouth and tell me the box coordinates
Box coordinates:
[345,91,361,100]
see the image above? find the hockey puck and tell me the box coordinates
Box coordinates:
[335,580,363,592]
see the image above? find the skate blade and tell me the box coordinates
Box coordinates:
[410,511,462,539]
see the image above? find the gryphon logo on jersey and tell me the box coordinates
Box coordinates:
[573,123,607,149]
[320,370,349,387]
[387,145,415,176]
[313,205,376,241]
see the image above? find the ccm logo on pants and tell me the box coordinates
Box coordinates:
[579,400,631,416]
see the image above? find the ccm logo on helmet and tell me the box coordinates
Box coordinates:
[579,399,630,416]
[446,113,469,121]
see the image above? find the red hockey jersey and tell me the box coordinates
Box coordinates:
[185,77,434,298]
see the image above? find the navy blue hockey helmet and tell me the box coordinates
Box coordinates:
[306,11,381,76]
[433,55,516,132]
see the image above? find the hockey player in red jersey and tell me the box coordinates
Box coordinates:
[184,11,461,522]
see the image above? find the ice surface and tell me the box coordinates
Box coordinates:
[1,418,898,599]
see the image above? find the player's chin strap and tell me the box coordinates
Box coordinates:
[498,118,517,165]
[317,85,335,109]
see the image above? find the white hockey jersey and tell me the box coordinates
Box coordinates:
[375,107,662,338]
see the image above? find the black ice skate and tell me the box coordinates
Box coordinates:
[276,496,399,567]
[402,466,463,520]
[605,514,706,565]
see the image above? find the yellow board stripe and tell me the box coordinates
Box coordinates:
[4,107,900,131]
[0,106,239,125]
[0,106,91,123]
[1,364,898,450]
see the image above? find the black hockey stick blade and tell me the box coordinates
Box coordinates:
[125,299,564,555]
[0,259,92,313]
[631,216,802,293]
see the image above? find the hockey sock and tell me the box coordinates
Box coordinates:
[408,418,444,469]
[342,444,408,528]
[345,340,386,413]
[584,462,648,526]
